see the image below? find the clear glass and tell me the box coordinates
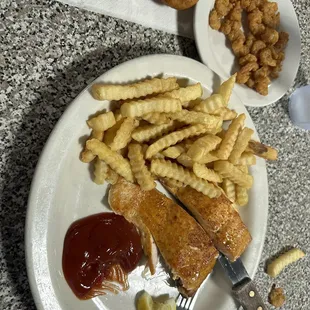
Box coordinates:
[289,85,310,130]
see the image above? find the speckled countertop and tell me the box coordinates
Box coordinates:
[0,0,309,309]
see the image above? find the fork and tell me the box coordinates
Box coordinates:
[176,293,197,310]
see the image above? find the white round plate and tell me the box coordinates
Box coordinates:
[26,54,268,310]
[194,0,301,107]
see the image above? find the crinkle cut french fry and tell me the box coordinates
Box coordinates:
[167,110,222,126]
[141,112,170,125]
[217,129,226,139]
[103,119,124,146]
[106,168,119,184]
[132,122,176,143]
[146,124,211,159]
[197,151,219,164]
[80,130,104,163]
[177,153,194,168]
[94,157,109,184]
[211,107,237,120]
[87,111,116,132]
[151,159,221,198]
[128,143,155,191]
[86,139,134,182]
[161,177,185,188]
[162,144,186,159]
[187,134,222,162]
[193,94,225,113]
[91,77,179,101]
[216,114,246,160]
[114,109,123,122]
[237,152,256,166]
[246,140,278,160]
[229,127,254,164]
[91,130,104,141]
[80,150,96,163]
[163,83,203,106]
[186,98,203,109]
[214,160,253,189]
[110,118,139,151]
[218,74,236,106]
[120,97,182,117]
[221,178,236,202]
[267,248,306,278]
[193,163,223,183]
[235,185,248,206]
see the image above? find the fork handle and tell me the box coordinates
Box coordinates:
[232,278,267,310]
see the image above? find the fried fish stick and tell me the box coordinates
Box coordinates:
[91,77,179,100]
[109,178,218,296]
[162,183,252,261]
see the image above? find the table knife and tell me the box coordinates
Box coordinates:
[218,254,267,310]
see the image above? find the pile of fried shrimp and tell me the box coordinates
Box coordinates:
[209,0,289,96]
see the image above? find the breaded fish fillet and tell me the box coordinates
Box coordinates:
[109,178,218,296]
[163,182,251,261]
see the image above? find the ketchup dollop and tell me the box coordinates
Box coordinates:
[62,213,143,299]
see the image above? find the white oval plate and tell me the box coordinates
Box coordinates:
[194,0,301,107]
[26,55,268,310]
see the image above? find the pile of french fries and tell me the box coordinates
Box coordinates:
[81,75,278,206]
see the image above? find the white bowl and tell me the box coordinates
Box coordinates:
[194,0,301,107]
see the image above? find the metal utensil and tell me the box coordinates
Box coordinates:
[176,294,195,310]
[218,254,267,310]
[175,255,266,310]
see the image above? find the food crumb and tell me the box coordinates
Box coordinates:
[268,285,285,308]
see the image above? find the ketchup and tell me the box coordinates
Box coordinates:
[62,213,143,299]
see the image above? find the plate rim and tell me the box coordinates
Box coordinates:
[25,54,268,310]
[193,0,301,107]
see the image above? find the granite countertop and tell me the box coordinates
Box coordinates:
[0,0,309,309]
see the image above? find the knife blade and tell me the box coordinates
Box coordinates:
[218,253,267,310]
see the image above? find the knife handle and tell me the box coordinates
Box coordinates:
[232,278,267,310]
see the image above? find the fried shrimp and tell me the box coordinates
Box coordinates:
[259,48,277,66]
[261,27,279,45]
[209,9,221,30]
[215,0,233,17]
[239,54,257,66]
[255,76,270,95]
[236,62,259,84]
[232,37,249,57]
[209,0,289,95]
[274,31,289,51]
[251,40,266,56]
[248,9,265,35]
